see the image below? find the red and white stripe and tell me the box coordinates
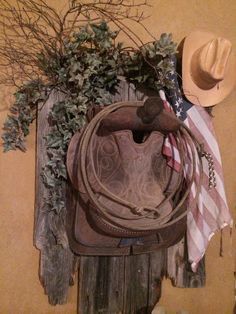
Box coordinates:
[159,90,232,271]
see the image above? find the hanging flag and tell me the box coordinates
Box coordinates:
[160,57,232,271]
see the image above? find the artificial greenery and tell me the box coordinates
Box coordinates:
[123,33,177,90]
[2,21,177,253]
[2,80,45,152]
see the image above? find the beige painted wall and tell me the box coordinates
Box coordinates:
[0,1,236,313]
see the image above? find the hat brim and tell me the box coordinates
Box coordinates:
[182,30,236,107]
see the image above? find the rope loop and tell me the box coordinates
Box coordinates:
[78,102,208,231]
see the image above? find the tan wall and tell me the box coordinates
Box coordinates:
[0,1,236,313]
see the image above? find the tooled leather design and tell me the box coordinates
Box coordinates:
[78,129,175,231]
[96,131,164,203]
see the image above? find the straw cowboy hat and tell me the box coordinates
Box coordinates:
[182,30,236,107]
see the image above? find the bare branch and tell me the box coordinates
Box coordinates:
[0,0,154,86]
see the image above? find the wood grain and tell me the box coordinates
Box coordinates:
[167,238,205,288]
[35,90,75,305]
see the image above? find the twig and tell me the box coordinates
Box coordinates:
[0,0,151,86]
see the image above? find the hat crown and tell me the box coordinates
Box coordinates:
[199,37,232,81]
[191,37,232,89]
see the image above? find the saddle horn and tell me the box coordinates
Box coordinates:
[101,97,182,134]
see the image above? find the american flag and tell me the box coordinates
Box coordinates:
[160,57,232,271]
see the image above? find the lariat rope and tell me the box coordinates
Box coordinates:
[78,101,207,231]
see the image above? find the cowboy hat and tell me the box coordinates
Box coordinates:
[182,30,236,107]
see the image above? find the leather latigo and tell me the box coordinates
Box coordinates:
[66,101,186,256]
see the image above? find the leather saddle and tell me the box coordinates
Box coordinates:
[66,98,187,256]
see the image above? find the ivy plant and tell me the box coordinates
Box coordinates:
[2,21,177,253]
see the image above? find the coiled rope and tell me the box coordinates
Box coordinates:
[78,101,206,231]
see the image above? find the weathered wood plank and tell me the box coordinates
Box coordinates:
[147,250,166,310]
[167,238,205,288]
[167,239,185,287]
[123,254,150,314]
[79,256,125,314]
[35,90,75,305]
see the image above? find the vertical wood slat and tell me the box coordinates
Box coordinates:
[35,90,54,237]
[148,250,166,308]
[79,257,125,314]
[123,254,150,314]
[35,91,75,305]
[79,252,166,314]
[167,239,205,288]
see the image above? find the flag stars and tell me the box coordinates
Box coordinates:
[176,108,183,118]
[174,101,180,108]
[177,97,183,104]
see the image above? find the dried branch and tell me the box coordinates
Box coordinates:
[0,0,153,86]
